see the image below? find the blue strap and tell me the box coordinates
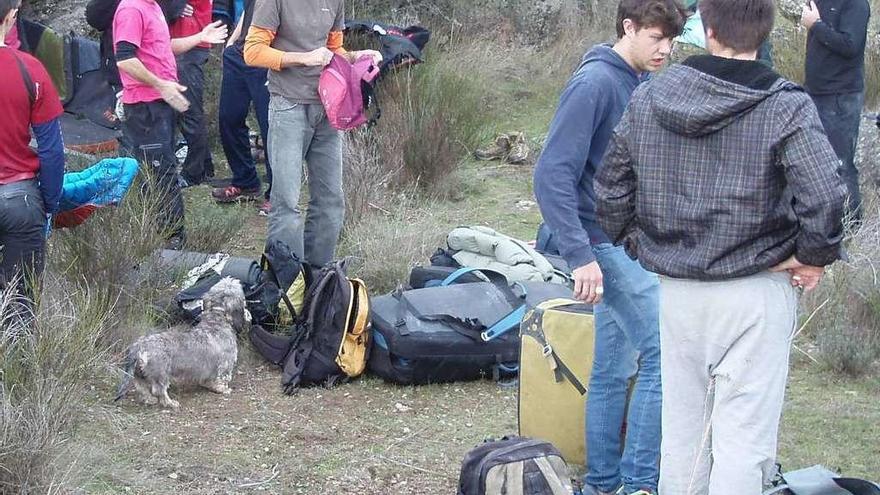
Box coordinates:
[480,304,527,341]
[440,267,488,286]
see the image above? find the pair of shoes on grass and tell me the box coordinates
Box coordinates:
[474,131,530,164]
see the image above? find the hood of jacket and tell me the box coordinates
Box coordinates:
[575,44,643,87]
[649,55,792,138]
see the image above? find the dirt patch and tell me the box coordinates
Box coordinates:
[74,344,518,494]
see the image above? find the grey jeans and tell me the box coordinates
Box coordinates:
[266,97,343,266]
[658,271,798,495]
[0,179,46,301]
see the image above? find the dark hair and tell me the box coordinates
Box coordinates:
[616,0,689,39]
[0,0,20,25]
[699,0,775,53]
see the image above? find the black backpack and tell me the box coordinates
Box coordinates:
[764,465,880,495]
[344,20,431,75]
[250,259,371,394]
[458,436,573,495]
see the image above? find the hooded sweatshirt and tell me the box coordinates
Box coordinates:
[533,44,644,270]
[595,55,846,280]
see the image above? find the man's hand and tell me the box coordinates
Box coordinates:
[158,80,190,112]
[199,20,229,45]
[572,261,604,304]
[352,49,383,66]
[181,3,194,16]
[770,255,825,292]
[801,1,821,30]
[304,47,334,67]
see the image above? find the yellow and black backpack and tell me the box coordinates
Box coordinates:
[250,258,371,394]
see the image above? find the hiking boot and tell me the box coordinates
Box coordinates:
[506,131,530,164]
[474,133,511,161]
[258,200,272,216]
[212,185,261,203]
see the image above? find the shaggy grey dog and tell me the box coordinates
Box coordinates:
[115,277,250,409]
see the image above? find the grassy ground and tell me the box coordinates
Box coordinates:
[71,360,880,494]
[71,143,880,494]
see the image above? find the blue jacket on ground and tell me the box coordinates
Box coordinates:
[533,44,643,270]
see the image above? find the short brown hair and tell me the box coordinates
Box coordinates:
[0,0,20,23]
[699,0,775,53]
[616,0,689,39]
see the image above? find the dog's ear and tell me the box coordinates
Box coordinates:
[217,278,249,331]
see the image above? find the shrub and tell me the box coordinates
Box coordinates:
[342,128,401,223]
[804,200,880,377]
[338,199,448,293]
[0,277,109,493]
[47,174,170,351]
[339,48,492,220]
[184,201,249,253]
[380,53,490,195]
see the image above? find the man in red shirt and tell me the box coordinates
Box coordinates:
[170,0,215,186]
[113,0,225,247]
[0,0,64,303]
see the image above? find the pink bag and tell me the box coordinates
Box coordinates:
[319,54,381,130]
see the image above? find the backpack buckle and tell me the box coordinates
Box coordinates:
[542,344,553,357]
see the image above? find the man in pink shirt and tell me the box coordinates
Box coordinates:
[113,0,225,247]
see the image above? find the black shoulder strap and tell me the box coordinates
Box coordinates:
[12,51,36,107]
[260,253,298,320]
[361,80,381,128]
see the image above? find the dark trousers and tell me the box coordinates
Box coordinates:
[811,91,864,221]
[122,100,186,239]
[177,47,214,183]
[0,180,46,306]
[219,45,272,198]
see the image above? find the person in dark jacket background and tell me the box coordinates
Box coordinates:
[170,0,217,186]
[801,0,870,223]
[533,1,686,493]
[595,0,846,491]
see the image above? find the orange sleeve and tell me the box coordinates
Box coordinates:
[244,26,284,71]
[326,30,347,55]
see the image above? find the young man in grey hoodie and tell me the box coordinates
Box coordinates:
[533,1,686,494]
[595,0,846,492]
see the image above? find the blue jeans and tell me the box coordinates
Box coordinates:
[811,91,864,221]
[219,45,272,198]
[586,244,661,494]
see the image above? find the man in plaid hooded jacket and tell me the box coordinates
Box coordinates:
[595,0,847,493]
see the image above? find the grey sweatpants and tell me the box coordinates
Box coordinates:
[658,271,798,495]
[266,97,343,266]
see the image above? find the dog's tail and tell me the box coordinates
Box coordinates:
[114,347,137,402]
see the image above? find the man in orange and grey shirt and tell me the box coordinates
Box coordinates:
[244,0,380,267]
